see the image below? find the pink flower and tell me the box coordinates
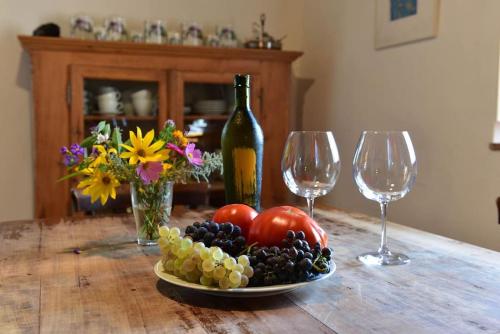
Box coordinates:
[184,143,203,166]
[136,161,163,184]
[167,143,184,155]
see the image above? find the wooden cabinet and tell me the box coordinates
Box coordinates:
[19,36,302,219]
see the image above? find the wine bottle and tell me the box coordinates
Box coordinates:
[221,74,264,211]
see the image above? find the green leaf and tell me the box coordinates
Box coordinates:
[104,124,111,137]
[57,171,81,182]
[96,121,106,133]
[80,135,96,149]
[112,127,122,152]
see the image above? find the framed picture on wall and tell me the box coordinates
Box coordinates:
[375,0,440,49]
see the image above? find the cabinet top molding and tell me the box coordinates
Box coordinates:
[19,36,303,63]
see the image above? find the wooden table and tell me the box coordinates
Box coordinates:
[1,207,499,334]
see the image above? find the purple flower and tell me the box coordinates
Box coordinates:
[63,156,77,166]
[165,119,175,127]
[60,145,82,167]
[167,143,184,155]
[184,143,203,166]
[136,162,163,184]
[70,143,85,156]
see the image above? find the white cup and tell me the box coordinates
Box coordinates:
[98,91,121,100]
[98,99,123,114]
[133,96,152,116]
[97,92,123,114]
[98,86,120,95]
[98,100,123,114]
[131,89,151,100]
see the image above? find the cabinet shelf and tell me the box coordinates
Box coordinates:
[84,115,157,121]
[184,114,229,121]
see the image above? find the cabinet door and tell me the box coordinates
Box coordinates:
[70,66,168,144]
[168,71,262,206]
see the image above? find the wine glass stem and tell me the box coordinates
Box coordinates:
[306,197,315,218]
[379,202,389,255]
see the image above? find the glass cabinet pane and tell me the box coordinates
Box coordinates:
[83,78,159,136]
[184,82,233,115]
[183,82,230,195]
[183,82,232,152]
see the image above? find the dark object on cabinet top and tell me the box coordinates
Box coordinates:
[33,23,60,37]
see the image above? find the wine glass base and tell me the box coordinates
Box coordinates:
[357,251,410,266]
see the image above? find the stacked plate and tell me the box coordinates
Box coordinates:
[194,99,227,115]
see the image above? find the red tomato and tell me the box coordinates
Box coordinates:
[212,204,258,238]
[247,206,328,248]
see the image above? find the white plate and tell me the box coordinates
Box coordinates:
[196,99,226,104]
[154,259,336,297]
[194,100,227,114]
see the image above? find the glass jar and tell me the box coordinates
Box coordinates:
[130,181,173,246]
[105,17,127,41]
[70,15,94,40]
[145,20,167,44]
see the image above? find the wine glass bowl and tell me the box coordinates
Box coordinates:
[281,131,341,218]
[353,130,417,265]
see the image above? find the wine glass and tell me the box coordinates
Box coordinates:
[353,131,417,265]
[281,131,341,218]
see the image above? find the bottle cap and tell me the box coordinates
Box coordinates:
[234,74,250,88]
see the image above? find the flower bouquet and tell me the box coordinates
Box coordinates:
[60,120,222,245]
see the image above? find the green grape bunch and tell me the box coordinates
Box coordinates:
[158,226,253,289]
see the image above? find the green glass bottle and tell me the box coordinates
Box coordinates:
[221,74,264,211]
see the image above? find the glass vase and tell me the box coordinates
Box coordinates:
[130,181,173,246]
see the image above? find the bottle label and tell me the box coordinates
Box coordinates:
[232,148,257,204]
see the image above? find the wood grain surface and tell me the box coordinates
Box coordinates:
[1,207,499,334]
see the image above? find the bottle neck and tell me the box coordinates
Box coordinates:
[234,86,250,110]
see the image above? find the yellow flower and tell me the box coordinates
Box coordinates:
[77,169,120,205]
[79,167,95,176]
[162,163,172,172]
[160,163,172,177]
[120,128,168,165]
[90,145,117,167]
[173,130,189,147]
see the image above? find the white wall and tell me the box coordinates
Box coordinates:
[300,0,500,251]
[0,0,304,222]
